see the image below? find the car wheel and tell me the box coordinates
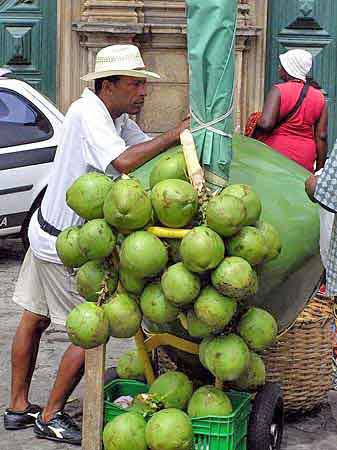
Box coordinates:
[21,189,45,251]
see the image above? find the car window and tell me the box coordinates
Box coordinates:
[0,89,53,148]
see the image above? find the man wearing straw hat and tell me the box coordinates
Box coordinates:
[4,44,189,445]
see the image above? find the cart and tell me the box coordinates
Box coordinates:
[82,326,284,450]
[81,129,284,449]
[80,0,324,446]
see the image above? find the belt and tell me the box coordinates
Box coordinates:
[37,208,61,237]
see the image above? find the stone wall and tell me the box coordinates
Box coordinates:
[57,0,268,133]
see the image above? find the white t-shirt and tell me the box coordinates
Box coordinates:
[29,88,151,263]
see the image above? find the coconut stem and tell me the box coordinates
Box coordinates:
[180,130,205,193]
[215,378,223,390]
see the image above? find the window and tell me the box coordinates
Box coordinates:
[0,89,53,148]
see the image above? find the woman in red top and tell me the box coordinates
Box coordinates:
[257,49,328,172]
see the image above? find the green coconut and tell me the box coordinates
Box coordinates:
[76,260,118,302]
[66,172,113,220]
[79,219,116,260]
[140,282,179,324]
[145,408,193,450]
[234,352,266,390]
[205,334,250,382]
[66,302,109,349]
[120,231,168,278]
[103,412,147,450]
[56,226,88,268]
[180,226,225,273]
[119,268,146,295]
[151,179,198,228]
[150,151,188,189]
[103,292,142,338]
[149,371,193,410]
[103,178,152,231]
[256,221,282,262]
[211,256,258,299]
[222,184,262,226]
[227,226,268,266]
[186,310,215,338]
[116,350,145,381]
[206,194,246,237]
[161,262,201,306]
[199,337,213,369]
[194,286,237,330]
[237,307,278,351]
[187,385,233,417]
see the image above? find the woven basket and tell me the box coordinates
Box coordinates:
[262,295,334,413]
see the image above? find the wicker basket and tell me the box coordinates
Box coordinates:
[262,295,334,413]
[155,296,333,413]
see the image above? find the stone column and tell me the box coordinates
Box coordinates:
[57,0,87,113]
[235,36,251,132]
[244,0,268,126]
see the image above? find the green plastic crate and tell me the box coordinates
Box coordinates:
[192,391,251,450]
[104,379,148,424]
[104,380,251,450]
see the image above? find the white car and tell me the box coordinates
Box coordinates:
[0,77,63,249]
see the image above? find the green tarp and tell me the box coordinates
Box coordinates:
[186,0,237,184]
[133,136,321,331]
[132,0,321,332]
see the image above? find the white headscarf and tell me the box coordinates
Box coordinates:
[279,49,312,81]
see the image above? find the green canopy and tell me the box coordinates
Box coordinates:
[186,0,237,185]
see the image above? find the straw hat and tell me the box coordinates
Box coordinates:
[81,45,160,81]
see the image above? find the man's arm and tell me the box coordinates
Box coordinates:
[113,119,189,174]
[305,174,337,213]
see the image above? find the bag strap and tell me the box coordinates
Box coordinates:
[276,82,310,128]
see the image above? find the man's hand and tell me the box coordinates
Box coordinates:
[305,174,317,203]
[178,117,190,135]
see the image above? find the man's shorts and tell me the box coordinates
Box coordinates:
[13,248,83,326]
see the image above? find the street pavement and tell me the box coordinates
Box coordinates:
[0,239,336,450]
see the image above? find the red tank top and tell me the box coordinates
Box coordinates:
[262,80,325,172]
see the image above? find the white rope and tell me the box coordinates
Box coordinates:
[190,105,233,138]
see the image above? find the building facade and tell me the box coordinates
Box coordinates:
[57,0,267,134]
[1,1,336,144]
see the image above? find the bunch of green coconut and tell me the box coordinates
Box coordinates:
[56,150,282,449]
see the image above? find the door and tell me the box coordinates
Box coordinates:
[0,0,57,101]
[265,0,337,150]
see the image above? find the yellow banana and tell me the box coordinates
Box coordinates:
[146,226,191,239]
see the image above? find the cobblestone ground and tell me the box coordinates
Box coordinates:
[0,239,336,450]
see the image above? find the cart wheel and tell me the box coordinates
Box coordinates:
[247,382,284,450]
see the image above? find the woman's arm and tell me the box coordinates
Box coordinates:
[315,103,328,171]
[256,86,281,132]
